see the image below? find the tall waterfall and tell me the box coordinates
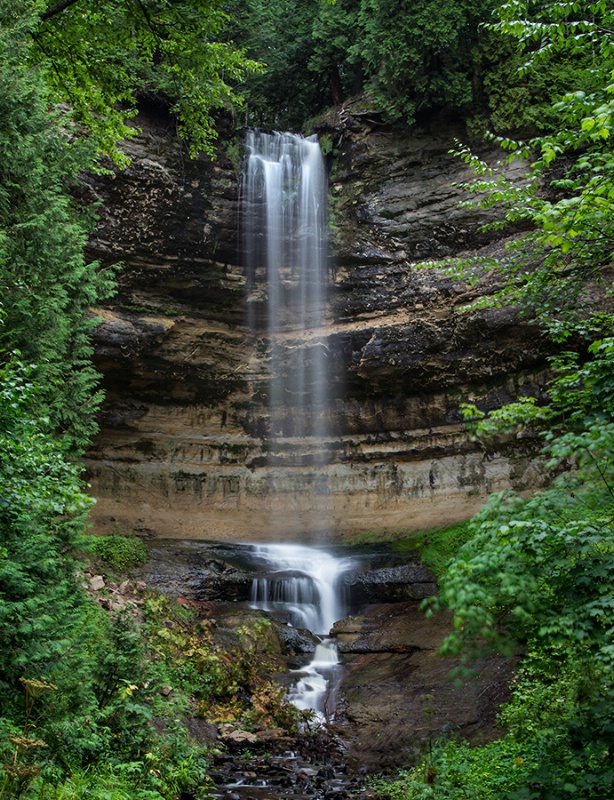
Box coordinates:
[243,131,330,531]
[243,133,343,720]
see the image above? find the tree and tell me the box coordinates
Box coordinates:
[350,0,498,124]
[415,4,614,795]
[228,0,510,132]
[23,0,260,160]
[0,361,93,704]
[310,0,363,107]
[224,0,325,130]
[449,0,614,326]
[0,5,113,451]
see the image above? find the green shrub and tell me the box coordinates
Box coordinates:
[372,737,536,800]
[90,534,148,572]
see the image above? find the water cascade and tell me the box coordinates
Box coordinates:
[243,131,340,719]
[249,543,354,721]
[243,130,330,535]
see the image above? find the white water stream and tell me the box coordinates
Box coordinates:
[243,133,341,720]
[243,130,329,458]
[249,543,355,722]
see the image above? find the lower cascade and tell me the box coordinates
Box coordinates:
[249,543,355,721]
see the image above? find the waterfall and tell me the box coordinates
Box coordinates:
[243,132,339,720]
[249,543,355,721]
[249,543,351,636]
[243,131,330,532]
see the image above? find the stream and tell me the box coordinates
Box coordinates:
[208,736,370,800]
[209,543,368,799]
[132,537,507,790]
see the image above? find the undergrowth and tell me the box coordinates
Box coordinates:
[89,532,149,572]
[0,560,305,800]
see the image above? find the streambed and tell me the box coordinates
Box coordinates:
[134,540,512,776]
[208,731,372,800]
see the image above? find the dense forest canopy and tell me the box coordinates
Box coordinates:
[226,0,598,133]
[1,0,614,797]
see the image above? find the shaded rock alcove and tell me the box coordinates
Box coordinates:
[81,106,554,541]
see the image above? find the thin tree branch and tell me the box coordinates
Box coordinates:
[41,0,81,22]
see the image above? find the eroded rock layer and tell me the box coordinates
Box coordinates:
[83,108,551,540]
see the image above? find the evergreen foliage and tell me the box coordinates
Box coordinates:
[0,360,93,700]
[0,4,287,797]
[350,0,495,124]
[3,0,614,796]
[0,7,112,451]
[227,0,584,133]
[225,0,323,130]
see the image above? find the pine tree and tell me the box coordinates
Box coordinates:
[0,5,114,452]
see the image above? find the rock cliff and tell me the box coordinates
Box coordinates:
[83,107,552,541]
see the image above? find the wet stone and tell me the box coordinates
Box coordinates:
[209,733,367,800]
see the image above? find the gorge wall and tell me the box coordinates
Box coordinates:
[82,106,552,541]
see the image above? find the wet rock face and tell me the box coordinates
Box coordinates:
[342,563,437,604]
[83,109,553,540]
[133,540,437,610]
[131,540,257,602]
[333,603,513,771]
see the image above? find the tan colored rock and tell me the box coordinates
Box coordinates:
[89,575,105,591]
[82,111,553,541]
[223,730,258,744]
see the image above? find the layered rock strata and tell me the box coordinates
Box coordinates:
[83,108,551,540]
[333,602,513,770]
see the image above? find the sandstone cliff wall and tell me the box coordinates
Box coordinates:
[82,108,552,540]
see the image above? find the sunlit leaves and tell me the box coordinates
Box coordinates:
[22,0,261,160]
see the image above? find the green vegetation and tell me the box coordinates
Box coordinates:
[225,0,588,134]
[2,0,614,797]
[347,522,473,578]
[90,532,149,573]
[0,4,289,798]
[392,522,474,578]
[0,352,298,798]
[374,1,614,797]
[23,0,260,161]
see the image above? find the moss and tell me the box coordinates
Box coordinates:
[318,132,333,156]
[90,531,149,571]
[346,521,474,578]
[392,521,474,578]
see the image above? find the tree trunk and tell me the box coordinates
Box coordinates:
[329,64,344,106]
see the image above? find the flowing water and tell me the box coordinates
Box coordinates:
[249,543,355,722]
[243,134,342,721]
[249,543,349,635]
[243,130,330,472]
